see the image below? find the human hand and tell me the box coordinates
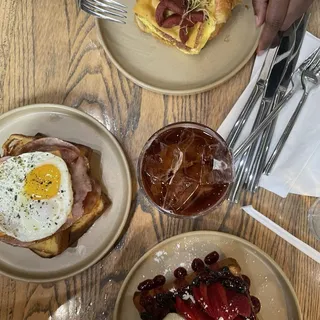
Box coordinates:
[253,0,314,54]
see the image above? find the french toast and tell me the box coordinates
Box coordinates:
[133,251,261,319]
[134,0,240,55]
[0,133,110,258]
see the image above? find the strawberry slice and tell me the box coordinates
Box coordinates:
[193,286,215,317]
[208,282,237,319]
[191,305,212,320]
[176,297,195,320]
[193,286,204,307]
[228,293,252,318]
[226,288,238,301]
[175,296,211,320]
[199,283,219,318]
[193,282,250,320]
[208,282,228,307]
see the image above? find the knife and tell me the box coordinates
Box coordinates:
[276,14,309,101]
[243,25,297,191]
[249,14,309,190]
[226,46,279,149]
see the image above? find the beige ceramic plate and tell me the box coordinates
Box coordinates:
[114,231,302,319]
[97,0,260,95]
[0,104,132,282]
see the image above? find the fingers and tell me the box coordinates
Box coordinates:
[257,0,290,53]
[271,34,281,48]
[252,0,268,27]
[281,0,313,31]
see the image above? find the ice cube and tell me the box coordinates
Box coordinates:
[200,144,233,185]
[163,171,200,212]
[144,142,183,185]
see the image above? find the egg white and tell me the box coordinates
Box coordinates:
[0,152,73,242]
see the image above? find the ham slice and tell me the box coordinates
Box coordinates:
[0,156,10,164]
[62,156,93,229]
[12,137,80,163]
[0,235,35,248]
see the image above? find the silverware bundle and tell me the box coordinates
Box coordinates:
[228,14,320,203]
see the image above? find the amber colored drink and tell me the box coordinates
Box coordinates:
[138,123,233,217]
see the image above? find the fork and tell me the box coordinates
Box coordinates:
[78,0,127,24]
[263,54,320,174]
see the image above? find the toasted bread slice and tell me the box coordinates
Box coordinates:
[31,194,109,258]
[2,134,34,155]
[215,257,241,275]
[29,229,71,258]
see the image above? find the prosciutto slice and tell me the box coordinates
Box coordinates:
[0,156,10,164]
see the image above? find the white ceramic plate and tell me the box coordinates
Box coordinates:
[114,231,302,319]
[97,0,260,95]
[0,104,132,282]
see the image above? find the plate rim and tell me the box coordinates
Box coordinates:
[0,103,132,283]
[113,230,302,319]
[96,17,261,96]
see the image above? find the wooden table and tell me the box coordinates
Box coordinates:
[0,1,319,319]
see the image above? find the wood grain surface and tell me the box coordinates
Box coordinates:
[0,0,320,319]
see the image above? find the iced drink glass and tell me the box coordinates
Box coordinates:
[138,122,234,218]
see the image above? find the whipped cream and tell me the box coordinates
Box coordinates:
[163,314,184,320]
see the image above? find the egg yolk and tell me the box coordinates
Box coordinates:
[24,164,61,200]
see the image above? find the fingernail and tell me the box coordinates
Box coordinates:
[255,15,260,27]
[257,50,264,56]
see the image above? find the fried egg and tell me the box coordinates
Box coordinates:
[0,152,73,242]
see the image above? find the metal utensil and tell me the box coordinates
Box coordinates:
[78,0,127,23]
[228,27,296,202]
[249,14,309,191]
[226,47,279,149]
[263,55,320,173]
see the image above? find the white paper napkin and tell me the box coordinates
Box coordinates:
[218,32,320,198]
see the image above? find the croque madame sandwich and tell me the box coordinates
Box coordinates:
[0,133,110,258]
[134,0,240,55]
